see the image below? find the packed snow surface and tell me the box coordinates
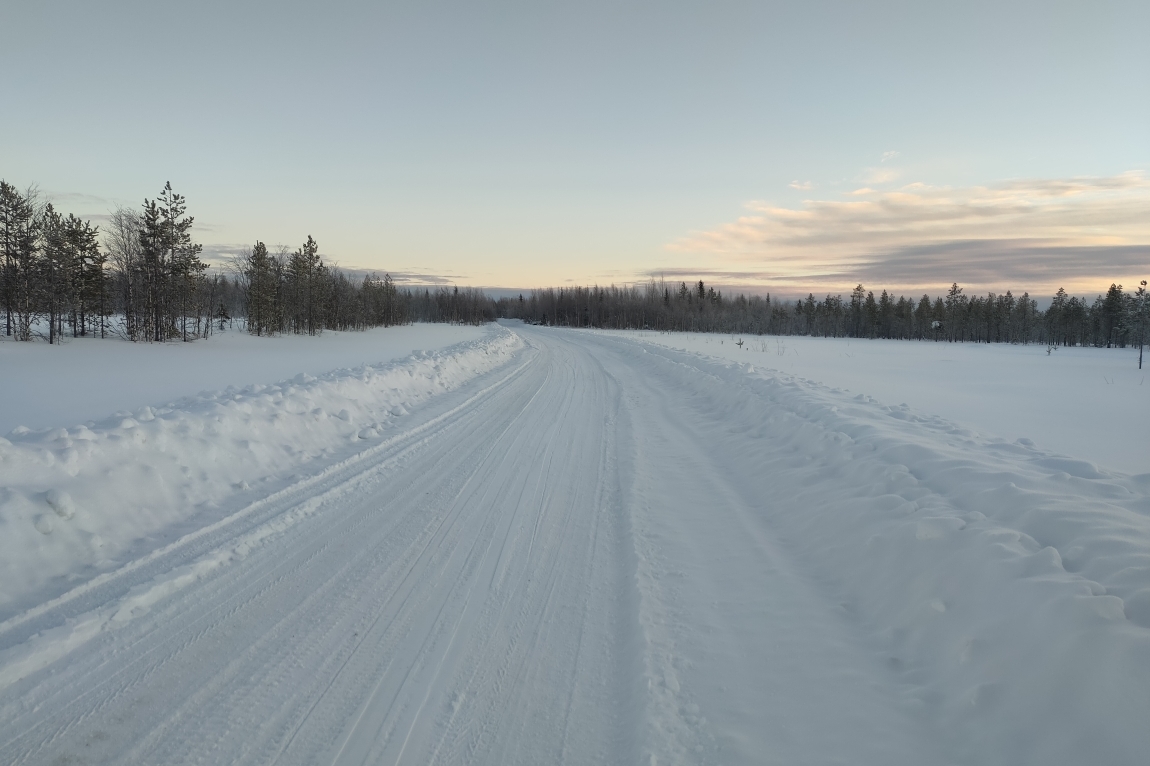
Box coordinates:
[1,322,1148,765]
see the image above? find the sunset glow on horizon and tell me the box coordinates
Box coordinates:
[3,1,1146,299]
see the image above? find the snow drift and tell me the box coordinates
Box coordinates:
[0,328,523,615]
[608,333,1150,765]
[1,323,1148,764]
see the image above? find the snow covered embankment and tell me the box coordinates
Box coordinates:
[619,339,1150,765]
[0,328,523,614]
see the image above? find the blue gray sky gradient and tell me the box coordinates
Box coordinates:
[2,0,1147,296]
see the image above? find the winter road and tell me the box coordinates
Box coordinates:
[2,324,1147,765]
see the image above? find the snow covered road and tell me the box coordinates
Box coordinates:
[2,324,1148,764]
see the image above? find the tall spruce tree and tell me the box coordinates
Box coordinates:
[63,213,103,337]
[159,183,205,341]
[138,198,165,340]
[39,205,72,344]
[136,183,205,341]
[1,182,40,340]
[1134,280,1147,369]
[286,235,322,334]
[244,241,279,336]
[1101,284,1126,348]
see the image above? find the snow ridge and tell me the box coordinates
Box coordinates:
[0,328,523,616]
[608,335,1150,765]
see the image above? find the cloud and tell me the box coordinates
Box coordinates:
[387,271,467,286]
[642,268,784,290]
[862,167,900,184]
[196,244,465,285]
[668,171,1150,293]
[47,191,112,207]
[881,150,900,162]
[838,241,1148,293]
[644,242,1149,299]
[789,180,814,191]
[200,244,250,264]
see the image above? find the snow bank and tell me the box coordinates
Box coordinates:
[0,323,485,434]
[617,338,1150,764]
[0,327,522,615]
[603,331,1149,475]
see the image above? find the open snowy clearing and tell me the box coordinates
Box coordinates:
[599,330,1150,476]
[0,325,515,617]
[0,323,485,434]
[1,322,1148,764]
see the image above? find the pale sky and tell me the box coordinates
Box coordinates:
[2,0,1147,297]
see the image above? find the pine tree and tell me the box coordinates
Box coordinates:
[1101,284,1126,348]
[849,284,865,336]
[863,291,878,338]
[133,183,206,341]
[40,205,72,344]
[104,206,144,340]
[243,241,278,336]
[383,273,398,326]
[286,235,323,334]
[63,214,102,337]
[1134,280,1147,369]
[138,197,165,340]
[944,283,965,342]
[878,290,893,338]
[0,182,40,340]
[159,183,205,342]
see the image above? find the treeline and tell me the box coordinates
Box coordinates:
[6,177,1144,350]
[1,180,495,343]
[2,181,115,343]
[236,237,496,335]
[498,279,1150,349]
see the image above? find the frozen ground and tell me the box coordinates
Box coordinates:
[0,322,1148,765]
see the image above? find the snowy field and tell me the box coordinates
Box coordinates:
[0,324,511,618]
[0,324,485,434]
[601,330,1149,476]
[0,321,1148,765]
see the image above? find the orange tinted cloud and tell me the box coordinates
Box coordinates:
[668,171,1150,295]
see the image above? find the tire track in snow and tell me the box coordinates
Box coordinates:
[0,352,540,761]
[8,324,1137,765]
[0,330,637,765]
[575,328,1150,766]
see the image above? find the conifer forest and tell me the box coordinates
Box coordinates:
[2,179,1146,354]
[1,181,496,342]
[500,280,1149,351]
